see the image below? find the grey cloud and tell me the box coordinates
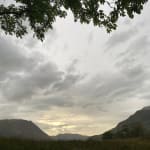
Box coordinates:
[121,65,146,79]
[105,66,147,101]
[67,59,78,73]
[30,63,63,89]
[1,75,34,101]
[0,35,66,101]
[74,63,148,111]
[127,35,150,54]
[1,62,63,101]
[0,41,82,103]
[115,35,150,72]
[0,37,37,80]
[105,35,150,104]
[0,101,20,119]
[51,59,83,91]
[0,36,83,114]
[96,35,150,105]
[106,27,138,50]
[30,95,75,111]
[53,74,81,91]
[87,31,94,44]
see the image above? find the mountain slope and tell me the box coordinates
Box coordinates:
[0,119,50,140]
[90,106,150,140]
[116,107,150,131]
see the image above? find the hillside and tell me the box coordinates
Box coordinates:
[0,119,50,140]
[116,107,150,131]
[90,106,150,140]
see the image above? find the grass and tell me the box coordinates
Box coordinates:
[0,138,150,150]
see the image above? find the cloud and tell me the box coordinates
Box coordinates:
[106,27,138,50]
[0,102,18,119]
[53,74,82,91]
[66,59,78,73]
[87,31,94,44]
[0,37,37,80]
[115,35,150,73]
[29,95,75,112]
[0,38,82,102]
[83,68,146,101]
[126,35,150,55]
[1,62,63,101]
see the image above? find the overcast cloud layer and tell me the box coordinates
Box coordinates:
[0,1,150,136]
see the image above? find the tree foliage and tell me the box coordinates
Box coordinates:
[0,0,148,40]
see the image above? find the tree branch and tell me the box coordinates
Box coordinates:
[0,9,27,16]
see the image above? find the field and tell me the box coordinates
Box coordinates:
[0,138,150,150]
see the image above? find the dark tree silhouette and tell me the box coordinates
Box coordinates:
[0,0,148,40]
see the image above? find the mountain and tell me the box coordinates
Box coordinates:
[0,119,50,140]
[51,133,89,141]
[90,106,150,140]
[114,106,150,132]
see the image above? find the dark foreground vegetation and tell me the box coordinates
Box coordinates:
[1,138,150,150]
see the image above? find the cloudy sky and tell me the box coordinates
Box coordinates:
[0,1,150,136]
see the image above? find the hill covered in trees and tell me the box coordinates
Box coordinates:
[90,107,150,140]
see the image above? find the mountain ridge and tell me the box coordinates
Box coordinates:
[90,106,150,140]
[0,119,50,140]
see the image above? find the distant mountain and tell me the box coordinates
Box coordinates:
[90,106,150,140]
[51,133,89,141]
[0,119,50,140]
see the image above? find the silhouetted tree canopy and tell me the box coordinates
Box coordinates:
[0,0,148,40]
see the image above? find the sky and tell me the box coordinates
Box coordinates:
[0,1,150,136]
